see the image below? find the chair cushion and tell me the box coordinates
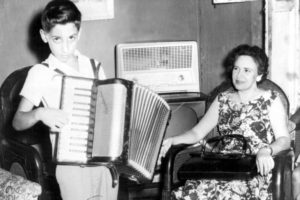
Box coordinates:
[0,168,41,200]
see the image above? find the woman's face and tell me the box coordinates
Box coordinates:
[232,55,262,92]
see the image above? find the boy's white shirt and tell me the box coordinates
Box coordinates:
[20,51,118,199]
[20,50,105,109]
[20,50,106,155]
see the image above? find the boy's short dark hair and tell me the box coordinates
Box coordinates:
[41,0,81,32]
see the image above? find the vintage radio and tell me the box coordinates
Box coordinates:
[116,41,200,98]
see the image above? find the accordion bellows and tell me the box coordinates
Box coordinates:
[53,76,171,182]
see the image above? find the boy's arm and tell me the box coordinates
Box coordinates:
[12,97,40,130]
[13,97,68,132]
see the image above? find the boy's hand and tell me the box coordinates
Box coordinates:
[37,108,69,132]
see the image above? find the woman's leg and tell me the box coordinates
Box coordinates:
[293,166,300,200]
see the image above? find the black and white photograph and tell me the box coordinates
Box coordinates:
[0,0,299,200]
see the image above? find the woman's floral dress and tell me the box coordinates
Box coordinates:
[172,89,279,200]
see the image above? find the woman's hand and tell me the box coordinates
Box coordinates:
[256,147,275,176]
[160,137,174,158]
[36,108,69,132]
[156,137,174,166]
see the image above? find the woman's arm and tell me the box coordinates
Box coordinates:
[172,97,219,145]
[160,97,219,156]
[256,96,291,175]
[268,96,291,153]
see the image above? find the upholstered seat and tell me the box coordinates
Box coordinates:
[0,168,41,200]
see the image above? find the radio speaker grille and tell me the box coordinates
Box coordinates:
[122,45,193,71]
[116,41,200,94]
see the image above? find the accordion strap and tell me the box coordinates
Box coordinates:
[40,63,66,75]
[40,58,101,79]
[90,58,101,79]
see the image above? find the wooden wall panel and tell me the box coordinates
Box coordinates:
[198,1,263,94]
[0,0,263,94]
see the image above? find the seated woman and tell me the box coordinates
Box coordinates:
[160,44,291,200]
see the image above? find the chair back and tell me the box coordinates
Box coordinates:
[0,67,30,140]
[207,79,289,114]
[0,66,51,152]
[258,79,290,115]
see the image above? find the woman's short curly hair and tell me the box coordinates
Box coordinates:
[41,0,81,33]
[224,44,269,82]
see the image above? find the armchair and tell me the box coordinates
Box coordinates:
[162,79,293,200]
[0,66,61,200]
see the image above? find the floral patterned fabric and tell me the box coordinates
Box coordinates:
[172,89,278,200]
[0,168,41,200]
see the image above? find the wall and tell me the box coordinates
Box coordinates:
[0,0,263,94]
[0,0,47,83]
[266,0,300,114]
[0,0,198,84]
[198,0,263,93]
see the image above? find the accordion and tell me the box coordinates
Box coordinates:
[53,76,171,182]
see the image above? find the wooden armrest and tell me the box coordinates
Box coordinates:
[162,147,293,200]
[272,149,293,200]
[161,144,194,200]
[0,138,43,181]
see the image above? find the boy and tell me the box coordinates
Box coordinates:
[12,0,118,199]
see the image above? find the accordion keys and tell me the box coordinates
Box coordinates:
[53,76,171,183]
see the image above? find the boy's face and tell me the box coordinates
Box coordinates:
[40,23,80,63]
